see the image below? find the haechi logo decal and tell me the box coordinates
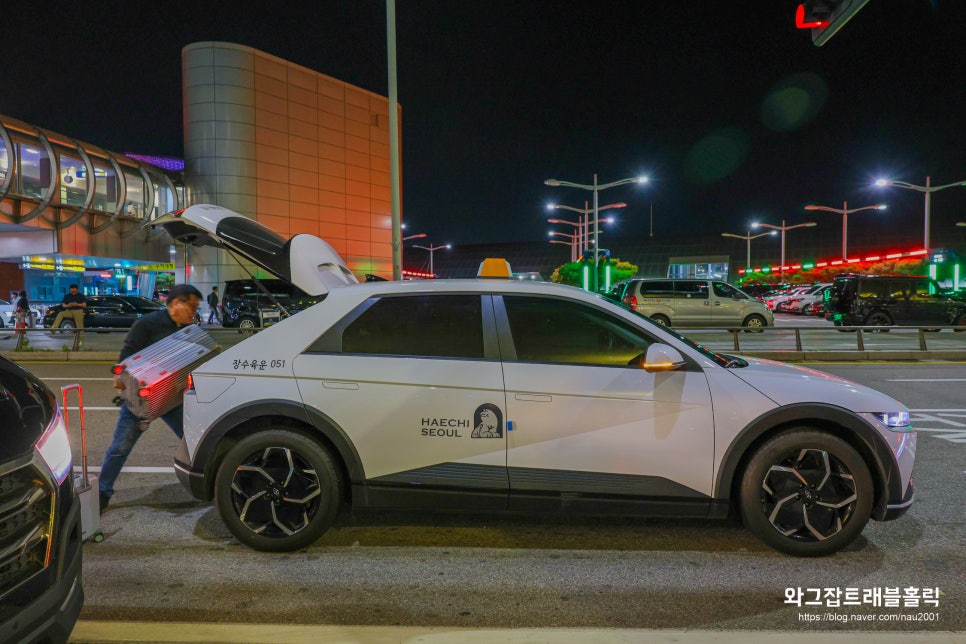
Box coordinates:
[471,403,503,438]
[419,403,504,439]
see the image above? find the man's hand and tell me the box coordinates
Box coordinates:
[113,375,125,390]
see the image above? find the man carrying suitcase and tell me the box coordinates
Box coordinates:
[99,284,203,512]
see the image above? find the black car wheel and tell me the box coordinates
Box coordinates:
[214,429,343,552]
[650,314,670,327]
[863,311,892,332]
[739,429,873,556]
[954,314,966,332]
[237,316,258,334]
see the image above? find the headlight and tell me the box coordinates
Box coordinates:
[873,411,911,429]
[36,409,73,484]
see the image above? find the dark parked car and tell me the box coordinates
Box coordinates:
[0,356,83,642]
[43,295,165,331]
[221,279,323,330]
[828,274,966,329]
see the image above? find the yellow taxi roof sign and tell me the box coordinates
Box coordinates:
[477,258,512,278]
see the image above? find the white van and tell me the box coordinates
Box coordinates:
[620,278,773,328]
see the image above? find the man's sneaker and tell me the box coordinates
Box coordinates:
[98,492,111,514]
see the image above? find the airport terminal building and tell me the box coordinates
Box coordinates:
[0,41,395,305]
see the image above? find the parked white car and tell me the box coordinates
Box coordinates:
[157,204,917,557]
[0,298,42,328]
[778,284,833,314]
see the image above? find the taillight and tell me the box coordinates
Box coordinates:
[112,364,124,375]
[138,387,150,398]
[623,295,638,308]
[186,373,195,392]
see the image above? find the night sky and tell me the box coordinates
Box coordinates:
[3,1,965,248]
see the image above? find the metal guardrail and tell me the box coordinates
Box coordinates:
[685,324,966,354]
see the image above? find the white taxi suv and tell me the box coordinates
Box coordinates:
[157,205,916,557]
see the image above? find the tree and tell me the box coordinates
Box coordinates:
[550,258,639,290]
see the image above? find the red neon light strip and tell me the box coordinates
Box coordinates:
[865,256,880,261]
[909,249,928,256]
[831,260,843,266]
[885,253,902,259]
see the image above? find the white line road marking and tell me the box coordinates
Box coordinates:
[910,410,966,443]
[74,465,174,474]
[47,377,115,380]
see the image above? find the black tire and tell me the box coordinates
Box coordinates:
[739,429,873,556]
[863,311,892,332]
[58,319,77,334]
[237,316,258,334]
[214,429,343,552]
[742,314,767,333]
[954,314,966,332]
[650,314,670,327]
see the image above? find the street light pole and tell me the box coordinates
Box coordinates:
[721,230,777,269]
[545,175,647,291]
[804,202,886,260]
[752,219,817,281]
[875,176,966,250]
[411,243,451,277]
[547,231,581,262]
[547,201,626,252]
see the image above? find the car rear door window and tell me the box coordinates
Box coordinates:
[675,281,709,299]
[340,295,484,358]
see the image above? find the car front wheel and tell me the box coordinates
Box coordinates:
[739,429,873,556]
[214,429,343,552]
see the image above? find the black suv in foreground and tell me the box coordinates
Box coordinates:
[828,274,966,329]
[0,357,83,643]
[222,278,323,329]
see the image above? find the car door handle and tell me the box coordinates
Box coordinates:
[515,393,551,402]
[322,380,359,390]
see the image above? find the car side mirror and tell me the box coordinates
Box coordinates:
[641,343,686,373]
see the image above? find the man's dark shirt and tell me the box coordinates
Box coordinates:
[118,309,180,362]
[62,292,87,307]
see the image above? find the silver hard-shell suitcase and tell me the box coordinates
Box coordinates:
[61,384,102,542]
[113,324,218,423]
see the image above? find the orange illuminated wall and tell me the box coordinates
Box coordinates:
[182,42,397,278]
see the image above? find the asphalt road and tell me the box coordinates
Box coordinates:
[18,360,964,635]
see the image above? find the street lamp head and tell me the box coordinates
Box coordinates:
[803,222,818,227]
[637,176,648,184]
[875,179,892,187]
[875,204,887,210]
[546,203,557,210]
[751,222,760,229]
[544,179,561,187]
[444,244,452,249]
[768,230,777,236]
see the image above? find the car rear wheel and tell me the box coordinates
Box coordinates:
[742,314,767,333]
[954,314,966,332]
[237,316,258,334]
[59,319,76,332]
[863,311,892,332]
[215,429,343,552]
[650,314,670,327]
[739,429,873,556]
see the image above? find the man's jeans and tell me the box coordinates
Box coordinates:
[99,402,184,498]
